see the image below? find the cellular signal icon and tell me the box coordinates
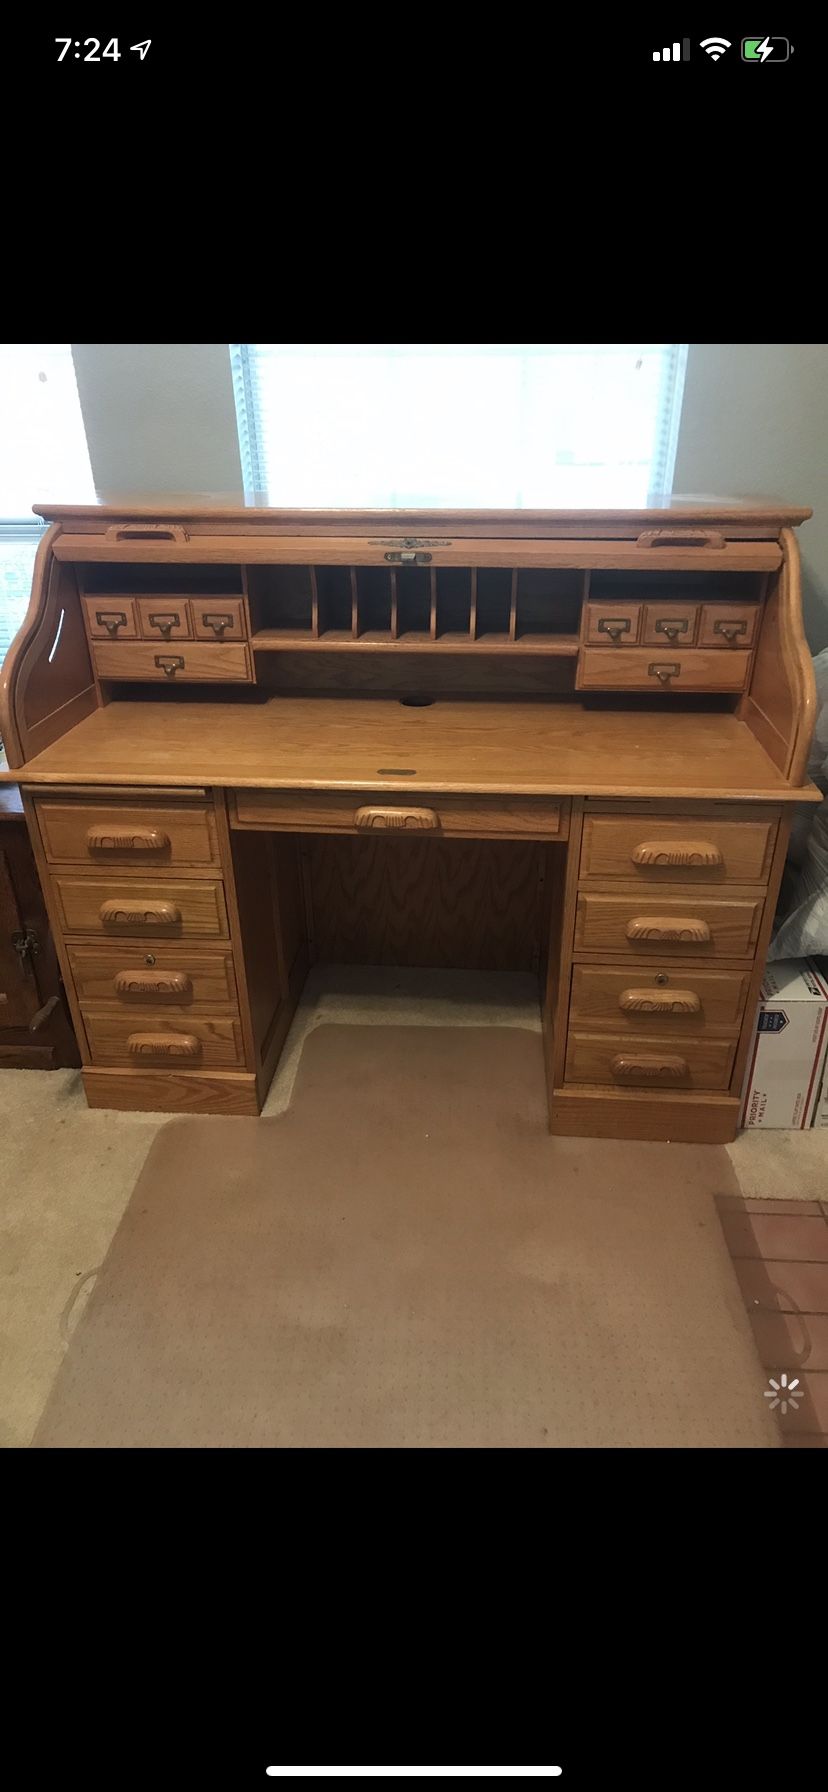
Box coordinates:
[653,39,691,60]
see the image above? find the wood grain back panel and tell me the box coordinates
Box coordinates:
[305,836,550,971]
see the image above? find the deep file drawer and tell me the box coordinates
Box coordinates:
[51,875,229,938]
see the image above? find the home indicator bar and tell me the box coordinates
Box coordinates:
[653,39,691,60]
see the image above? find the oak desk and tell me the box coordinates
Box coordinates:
[1,500,819,1141]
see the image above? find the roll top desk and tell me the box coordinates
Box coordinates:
[0,500,818,1142]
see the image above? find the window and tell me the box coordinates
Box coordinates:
[231,343,688,509]
[0,344,95,662]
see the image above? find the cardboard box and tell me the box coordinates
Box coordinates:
[739,958,828,1129]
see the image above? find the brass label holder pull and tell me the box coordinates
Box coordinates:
[714,619,747,641]
[96,610,128,636]
[148,612,181,639]
[598,617,631,641]
[655,618,689,641]
[202,612,233,636]
[154,655,185,678]
[648,661,680,684]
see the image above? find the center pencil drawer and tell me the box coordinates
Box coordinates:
[231,790,568,839]
[51,875,229,938]
[35,799,219,867]
[580,813,777,884]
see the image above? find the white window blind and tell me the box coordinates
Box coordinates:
[230,343,688,509]
[0,344,95,664]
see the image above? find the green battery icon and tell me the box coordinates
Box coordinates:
[742,36,791,61]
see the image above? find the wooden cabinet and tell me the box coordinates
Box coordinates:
[0,789,79,1068]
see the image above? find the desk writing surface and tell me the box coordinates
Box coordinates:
[15,696,812,801]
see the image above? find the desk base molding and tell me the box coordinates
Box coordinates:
[549,1086,741,1144]
[82,1066,260,1115]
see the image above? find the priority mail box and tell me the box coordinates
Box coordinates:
[740,958,828,1129]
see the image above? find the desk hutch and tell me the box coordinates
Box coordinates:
[0,500,818,1142]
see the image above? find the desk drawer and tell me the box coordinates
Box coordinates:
[35,798,219,867]
[570,965,749,1032]
[135,597,192,641]
[191,597,247,640]
[574,891,766,958]
[579,647,751,693]
[91,641,252,683]
[82,1010,245,1068]
[231,789,568,840]
[52,875,228,938]
[566,1031,735,1091]
[580,814,777,884]
[82,596,139,639]
[66,944,238,1009]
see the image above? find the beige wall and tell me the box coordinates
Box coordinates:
[70,341,828,648]
[673,343,828,650]
[72,344,243,499]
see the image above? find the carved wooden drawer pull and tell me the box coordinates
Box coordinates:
[619,988,701,1015]
[127,1032,200,1059]
[612,1054,689,1083]
[86,826,169,853]
[632,841,723,868]
[105,523,189,543]
[354,806,440,831]
[114,970,191,998]
[636,528,726,550]
[626,917,712,943]
[99,899,181,927]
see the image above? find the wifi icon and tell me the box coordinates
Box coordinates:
[700,36,731,59]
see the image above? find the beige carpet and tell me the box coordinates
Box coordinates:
[32,1023,779,1449]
